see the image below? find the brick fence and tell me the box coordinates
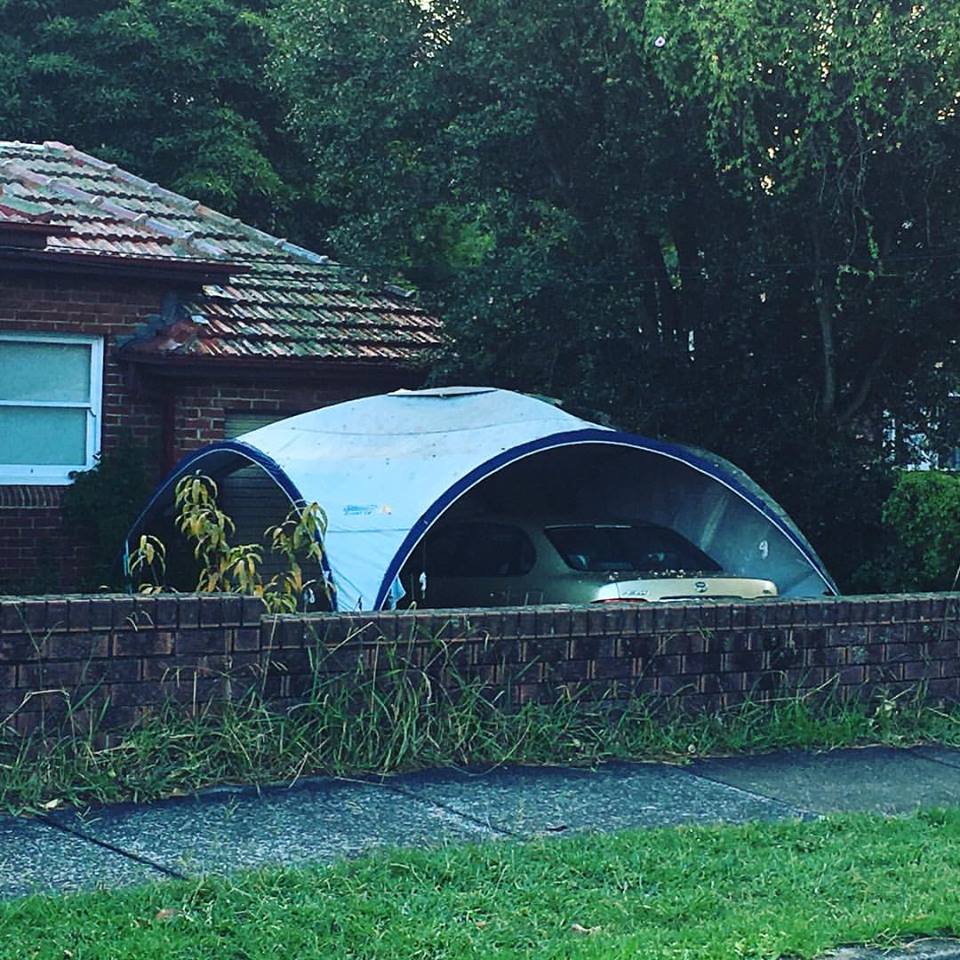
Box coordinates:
[1,592,959,736]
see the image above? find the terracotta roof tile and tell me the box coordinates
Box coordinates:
[0,141,441,365]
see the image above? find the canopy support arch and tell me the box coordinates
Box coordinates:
[124,440,337,606]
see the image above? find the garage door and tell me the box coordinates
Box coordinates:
[224,411,287,440]
[221,411,293,577]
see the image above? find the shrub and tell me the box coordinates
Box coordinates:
[879,471,960,592]
[129,473,329,612]
[61,436,156,590]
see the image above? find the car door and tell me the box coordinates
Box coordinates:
[421,521,538,607]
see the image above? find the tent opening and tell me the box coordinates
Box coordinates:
[130,453,332,610]
[395,443,829,607]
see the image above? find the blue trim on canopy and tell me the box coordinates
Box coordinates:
[373,428,838,610]
[123,440,337,607]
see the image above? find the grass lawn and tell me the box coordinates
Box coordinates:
[2,810,959,959]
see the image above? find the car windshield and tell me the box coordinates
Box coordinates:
[545,523,722,574]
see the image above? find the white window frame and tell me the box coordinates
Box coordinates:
[0,331,104,485]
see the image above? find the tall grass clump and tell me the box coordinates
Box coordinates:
[2,633,960,814]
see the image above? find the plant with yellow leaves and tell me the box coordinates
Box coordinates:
[128,474,328,612]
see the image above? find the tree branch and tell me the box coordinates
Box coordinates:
[837,343,892,425]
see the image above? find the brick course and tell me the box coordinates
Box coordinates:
[1,593,959,737]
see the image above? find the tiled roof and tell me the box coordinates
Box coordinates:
[0,141,442,365]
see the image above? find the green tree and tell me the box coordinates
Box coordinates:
[631,0,960,428]
[0,0,315,234]
[271,0,722,413]
[272,0,960,588]
[613,0,960,583]
[61,436,155,590]
[879,471,960,591]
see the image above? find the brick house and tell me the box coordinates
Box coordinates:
[0,141,442,592]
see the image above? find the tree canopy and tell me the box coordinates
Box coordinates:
[271,0,960,585]
[0,0,313,232]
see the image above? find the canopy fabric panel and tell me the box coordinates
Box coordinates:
[126,387,837,610]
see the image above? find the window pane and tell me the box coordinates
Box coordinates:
[0,341,92,402]
[0,407,87,465]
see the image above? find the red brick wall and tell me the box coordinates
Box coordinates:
[0,593,266,735]
[1,594,958,738]
[0,273,169,591]
[0,272,416,590]
[167,379,399,457]
[284,594,960,711]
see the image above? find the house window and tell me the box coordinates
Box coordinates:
[0,332,104,484]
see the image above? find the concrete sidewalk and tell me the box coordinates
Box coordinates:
[3,744,960,901]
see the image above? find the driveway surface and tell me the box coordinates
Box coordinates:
[2,744,959,900]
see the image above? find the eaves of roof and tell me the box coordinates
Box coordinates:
[128,351,424,381]
[0,243,244,283]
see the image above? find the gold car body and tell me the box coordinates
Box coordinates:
[406,517,779,607]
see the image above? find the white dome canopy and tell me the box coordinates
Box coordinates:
[127,387,837,610]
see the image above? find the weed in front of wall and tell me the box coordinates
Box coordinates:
[127,473,330,613]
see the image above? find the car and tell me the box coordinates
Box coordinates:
[400,515,779,607]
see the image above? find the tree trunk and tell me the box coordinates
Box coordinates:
[815,274,836,418]
[812,229,836,419]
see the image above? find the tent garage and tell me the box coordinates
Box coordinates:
[125,387,838,611]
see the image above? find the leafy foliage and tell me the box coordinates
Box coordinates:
[0,0,317,235]
[128,474,329,612]
[127,533,167,593]
[879,471,960,592]
[61,436,155,590]
[271,0,960,588]
[634,0,960,430]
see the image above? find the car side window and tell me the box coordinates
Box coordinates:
[425,522,536,577]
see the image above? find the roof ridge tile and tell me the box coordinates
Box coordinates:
[88,196,140,222]
[194,202,330,265]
